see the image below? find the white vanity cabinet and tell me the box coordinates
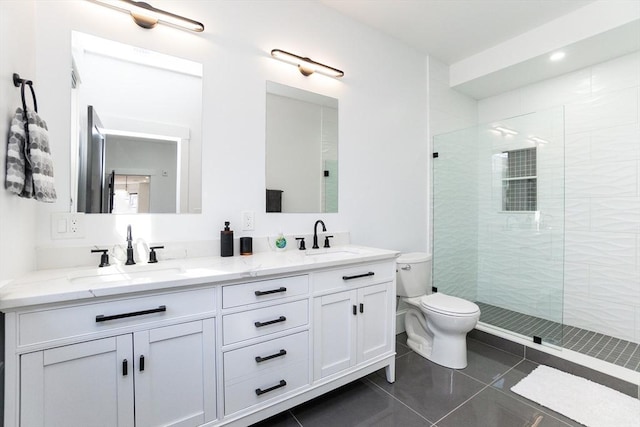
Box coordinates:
[221,275,310,416]
[313,262,396,381]
[3,247,399,427]
[8,288,217,427]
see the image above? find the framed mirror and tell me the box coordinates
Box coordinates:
[265,81,338,213]
[71,31,203,214]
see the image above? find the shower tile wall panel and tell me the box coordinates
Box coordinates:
[479,51,640,344]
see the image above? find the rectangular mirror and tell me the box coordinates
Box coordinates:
[265,81,338,213]
[71,31,203,214]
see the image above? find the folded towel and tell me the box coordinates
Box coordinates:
[5,107,56,202]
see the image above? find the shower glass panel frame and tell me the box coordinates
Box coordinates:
[432,107,564,347]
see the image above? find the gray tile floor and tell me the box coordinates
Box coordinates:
[477,302,640,372]
[252,334,584,426]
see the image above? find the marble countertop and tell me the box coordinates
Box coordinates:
[0,246,399,310]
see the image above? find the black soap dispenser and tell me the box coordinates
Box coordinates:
[221,221,234,257]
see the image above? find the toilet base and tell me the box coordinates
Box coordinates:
[403,305,474,369]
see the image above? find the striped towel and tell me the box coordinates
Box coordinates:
[5,107,56,202]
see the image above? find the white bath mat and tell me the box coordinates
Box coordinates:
[511,365,640,427]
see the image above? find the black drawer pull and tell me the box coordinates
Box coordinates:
[255,380,287,396]
[122,359,128,376]
[255,287,287,296]
[96,305,167,322]
[352,305,357,316]
[255,349,287,363]
[342,272,375,281]
[254,316,286,328]
[360,303,364,313]
[139,355,145,372]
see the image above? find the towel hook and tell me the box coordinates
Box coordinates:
[13,73,37,113]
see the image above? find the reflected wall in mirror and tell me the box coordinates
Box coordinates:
[265,81,338,213]
[71,31,203,214]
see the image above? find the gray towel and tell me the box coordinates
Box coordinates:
[5,107,56,202]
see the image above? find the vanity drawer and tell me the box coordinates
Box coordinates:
[224,358,309,415]
[313,261,395,294]
[222,300,308,345]
[223,275,309,308]
[19,288,216,347]
[224,330,308,382]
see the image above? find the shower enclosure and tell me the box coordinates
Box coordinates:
[433,108,565,347]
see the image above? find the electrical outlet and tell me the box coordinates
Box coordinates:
[51,213,85,239]
[241,211,255,231]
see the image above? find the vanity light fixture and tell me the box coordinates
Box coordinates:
[271,49,344,78]
[493,126,519,136]
[91,0,204,32]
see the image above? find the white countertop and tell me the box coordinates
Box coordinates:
[0,246,399,310]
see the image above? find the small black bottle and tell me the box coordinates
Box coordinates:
[221,221,234,257]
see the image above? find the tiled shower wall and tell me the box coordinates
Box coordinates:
[478,52,640,344]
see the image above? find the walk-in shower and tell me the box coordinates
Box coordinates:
[433,108,640,373]
[433,108,565,346]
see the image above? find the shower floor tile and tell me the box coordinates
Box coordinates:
[476,302,640,372]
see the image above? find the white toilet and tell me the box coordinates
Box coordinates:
[397,252,480,369]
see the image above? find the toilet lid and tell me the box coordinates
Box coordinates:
[420,293,479,315]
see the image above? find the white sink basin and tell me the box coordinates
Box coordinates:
[304,247,367,260]
[68,266,184,286]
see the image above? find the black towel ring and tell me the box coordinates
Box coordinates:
[13,73,37,113]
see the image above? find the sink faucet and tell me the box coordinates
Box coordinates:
[125,224,136,265]
[312,220,326,249]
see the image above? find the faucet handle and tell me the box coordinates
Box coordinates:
[295,237,306,250]
[149,245,164,263]
[324,235,334,248]
[91,249,110,267]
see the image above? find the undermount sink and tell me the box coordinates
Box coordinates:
[68,266,184,286]
[304,247,366,259]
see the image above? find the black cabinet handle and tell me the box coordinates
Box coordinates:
[342,272,375,281]
[139,355,145,372]
[352,305,357,316]
[360,303,364,313]
[254,316,286,328]
[254,287,287,296]
[255,349,287,363]
[122,359,128,376]
[255,380,287,396]
[96,305,167,322]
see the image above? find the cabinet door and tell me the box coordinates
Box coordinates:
[313,290,357,379]
[20,336,134,427]
[357,282,394,363]
[134,319,216,427]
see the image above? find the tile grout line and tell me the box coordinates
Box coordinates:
[287,410,304,427]
[363,377,436,425]
[489,360,580,427]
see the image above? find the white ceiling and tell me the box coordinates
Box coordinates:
[320,0,640,99]
[320,0,594,64]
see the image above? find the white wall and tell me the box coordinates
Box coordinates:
[479,51,640,343]
[12,1,429,261]
[0,1,38,282]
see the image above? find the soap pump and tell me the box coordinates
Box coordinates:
[221,221,234,257]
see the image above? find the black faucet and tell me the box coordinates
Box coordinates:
[125,224,136,265]
[312,220,326,249]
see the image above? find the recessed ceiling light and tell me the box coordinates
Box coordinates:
[549,51,566,61]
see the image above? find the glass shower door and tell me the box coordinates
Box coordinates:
[433,108,565,347]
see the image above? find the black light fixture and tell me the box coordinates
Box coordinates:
[271,49,344,78]
[91,0,204,32]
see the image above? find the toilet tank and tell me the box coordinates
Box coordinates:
[396,252,432,298]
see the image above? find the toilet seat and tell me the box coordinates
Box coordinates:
[420,293,479,316]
